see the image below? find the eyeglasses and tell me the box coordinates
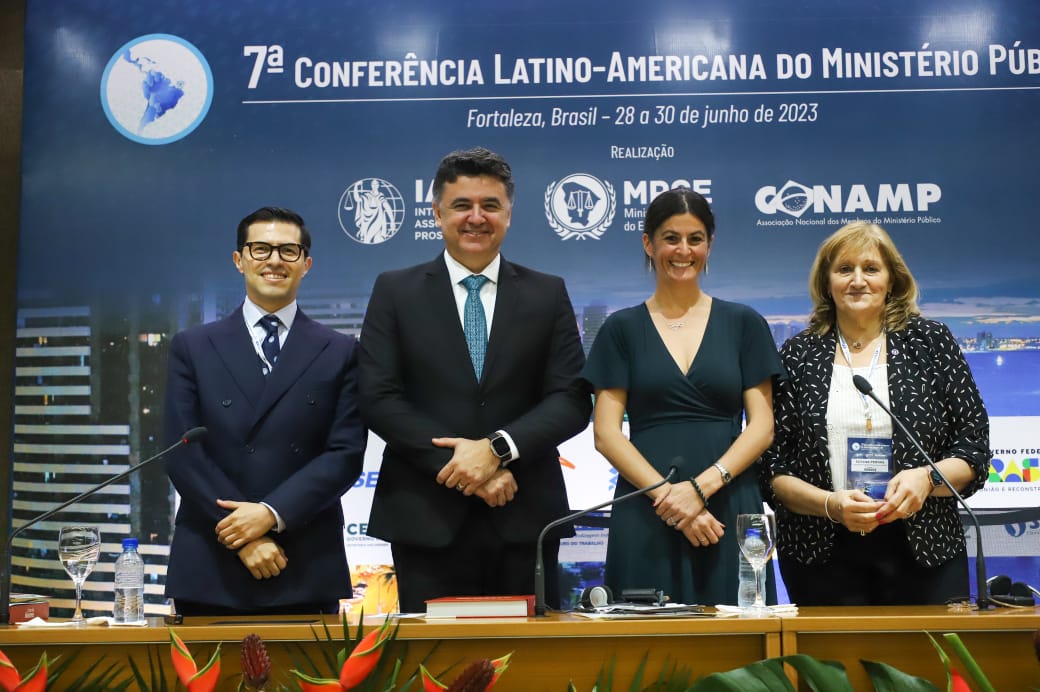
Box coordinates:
[242,242,307,262]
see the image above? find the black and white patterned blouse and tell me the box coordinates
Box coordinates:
[760,317,991,568]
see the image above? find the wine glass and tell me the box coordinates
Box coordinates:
[58,525,101,623]
[735,513,777,615]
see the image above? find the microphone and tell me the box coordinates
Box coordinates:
[852,374,991,609]
[534,464,678,616]
[0,427,207,625]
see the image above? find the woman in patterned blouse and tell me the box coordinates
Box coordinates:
[761,221,990,605]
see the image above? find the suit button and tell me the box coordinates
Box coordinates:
[290,443,300,453]
[246,446,255,454]
[221,399,232,407]
[307,396,316,406]
[479,401,486,407]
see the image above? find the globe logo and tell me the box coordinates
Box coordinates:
[544,173,616,241]
[338,179,405,245]
[754,180,814,218]
[100,34,213,146]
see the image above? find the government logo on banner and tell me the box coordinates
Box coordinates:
[338,178,405,244]
[545,174,616,240]
[100,34,213,145]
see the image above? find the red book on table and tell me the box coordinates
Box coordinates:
[425,594,535,618]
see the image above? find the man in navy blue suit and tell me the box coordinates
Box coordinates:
[163,206,366,616]
[359,148,591,612]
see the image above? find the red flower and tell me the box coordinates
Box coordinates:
[419,652,511,692]
[240,633,271,690]
[0,649,48,692]
[170,629,222,692]
[292,618,394,691]
[950,669,971,692]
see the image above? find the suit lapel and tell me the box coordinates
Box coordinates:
[209,307,266,405]
[249,310,329,430]
[483,258,518,382]
[806,332,836,459]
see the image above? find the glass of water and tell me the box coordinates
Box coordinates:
[735,513,776,615]
[58,525,101,623]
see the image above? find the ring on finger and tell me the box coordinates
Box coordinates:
[667,518,677,527]
[456,482,466,491]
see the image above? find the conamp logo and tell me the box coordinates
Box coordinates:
[755,180,942,218]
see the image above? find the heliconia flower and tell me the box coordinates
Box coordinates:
[240,633,271,690]
[419,653,511,692]
[169,629,222,692]
[291,618,394,690]
[487,652,512,688]
[445,659,495,692]
[419,664,449,692]
[0,649,47,692]
[950,669,971,692]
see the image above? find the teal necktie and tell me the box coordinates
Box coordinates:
[460,275,489,377]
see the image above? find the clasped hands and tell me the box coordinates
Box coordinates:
[829,467,932,534]
[433,437,517,508]
[652,482,725,548]
[215,499,286,580]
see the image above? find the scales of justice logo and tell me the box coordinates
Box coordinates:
[338,178,405,244]
[544,173,616,240]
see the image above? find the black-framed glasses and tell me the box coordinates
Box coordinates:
[242,241,307,262]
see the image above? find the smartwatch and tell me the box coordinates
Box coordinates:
[487,432,513,468]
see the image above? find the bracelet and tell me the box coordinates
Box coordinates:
[713,462,732,485]
[823,492,840,523]
[689,477,709,506]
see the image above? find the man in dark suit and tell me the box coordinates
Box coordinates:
[359,147,591,612]
[163,206,366,615]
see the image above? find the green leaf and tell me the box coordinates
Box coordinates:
[942,633,995,692]
[862,659,940,692]
[780,654,853,692]
[690,659,795,691]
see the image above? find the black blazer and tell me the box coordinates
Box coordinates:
[761,317,990,568]
[358,255,592,548]
[163,307,367,609]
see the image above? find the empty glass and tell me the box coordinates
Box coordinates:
[735,513,777,615]
[57,525,101,623]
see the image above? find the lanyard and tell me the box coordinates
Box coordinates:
[837,329,884,433]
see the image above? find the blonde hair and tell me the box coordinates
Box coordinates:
[807,221,920,335]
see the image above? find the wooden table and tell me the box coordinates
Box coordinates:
[781,606,1040,690]
[1,607,1035,690]
[0,612,781,691]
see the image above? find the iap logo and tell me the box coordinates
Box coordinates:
[544,174,616,240]
[100,34,213,145]
[755,180,942,218]
[338,178,405,244]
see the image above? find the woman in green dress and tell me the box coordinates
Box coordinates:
[582,188,784,606]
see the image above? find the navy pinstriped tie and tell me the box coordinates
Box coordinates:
[460,274,489,378]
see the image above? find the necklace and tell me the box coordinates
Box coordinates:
[667,321,685,330]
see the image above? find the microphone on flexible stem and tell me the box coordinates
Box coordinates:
[0,427,208,625]
[852,375,991,609]
[534,464,679,616]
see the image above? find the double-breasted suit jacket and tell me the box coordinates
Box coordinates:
[163,307,366,609]
[358,255,592,548]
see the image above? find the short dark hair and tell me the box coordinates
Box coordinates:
[236,206,311,254]
[432,147,515,203]
[643,188,716,242]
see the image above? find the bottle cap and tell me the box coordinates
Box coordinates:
[122,538,139,549]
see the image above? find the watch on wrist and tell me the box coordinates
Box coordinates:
[713,463,732,485]
[928,468,943,489]
[487,432,512,468]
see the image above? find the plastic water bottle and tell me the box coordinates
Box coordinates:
[113,538,145,624]
[737,529,767,608]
